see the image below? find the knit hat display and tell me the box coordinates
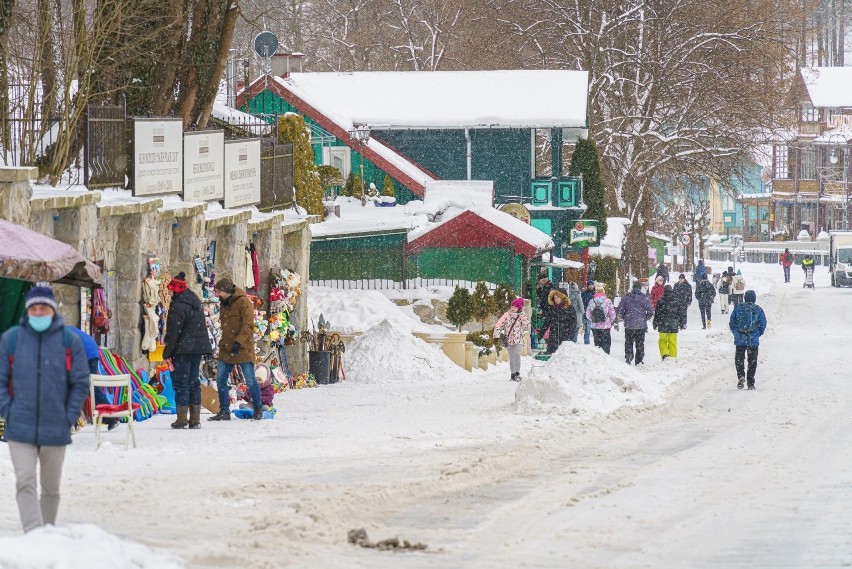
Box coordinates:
[167,271,188,294]
[25,286,58,311]
[214,277,236,294]
[512,297,525,310]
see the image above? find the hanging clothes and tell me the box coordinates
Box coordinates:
[141,276,160,352]
[250,243,261,291]
[244,247,256,290]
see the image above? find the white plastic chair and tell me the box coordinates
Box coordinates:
[89,374,138,450]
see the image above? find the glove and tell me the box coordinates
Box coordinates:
[230,342,241,357]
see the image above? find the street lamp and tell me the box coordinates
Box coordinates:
[348,126,371,207]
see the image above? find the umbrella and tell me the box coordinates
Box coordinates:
[0,218,103,287]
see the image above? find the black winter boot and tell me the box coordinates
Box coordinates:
[252,408,263,421]
[189,406,201,429]
[208,409,231,421]
[171,406,189,429]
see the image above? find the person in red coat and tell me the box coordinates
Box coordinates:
[650,275,665,308]
[779,248,793,283]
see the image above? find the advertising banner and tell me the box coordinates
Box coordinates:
[569,219,601,248]
[224,139,261,208]
[133,118,183,196]
[184,130,225,202]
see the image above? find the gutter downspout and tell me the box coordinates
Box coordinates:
[465,128,472,180]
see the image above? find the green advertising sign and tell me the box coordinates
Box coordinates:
[723,211,737,229]
[569,219,601,248]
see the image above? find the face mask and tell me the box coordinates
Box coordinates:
[28,315,53,332]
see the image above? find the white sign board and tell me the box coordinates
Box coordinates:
[183,130,225,202]
[666,245,681,257]
[134,119,183,196]
[223,139,261,208]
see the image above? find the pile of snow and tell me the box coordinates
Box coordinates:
[345,319,467,384]
[797,229,812,242]
[589,217,630,259]
[515,342,666,416]
[0,524,183,569]
[817,230,830,241]
[421,180,494,215]
[309,287,444,334]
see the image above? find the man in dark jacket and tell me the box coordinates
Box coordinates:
[617,281,654,365]
[535,273,553,313]
[728,290,767,390]
[542,288,577,354]
[653,285,681,359]
[672,273,693,329]
[209,278,263,421]
[164,272,212,429]
[580,280,596,345]
[694,274,716,329]
[0,287,90,532]
[780,248,793,283]
[656,262,670,283]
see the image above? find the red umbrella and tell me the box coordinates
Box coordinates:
[0,218,103,287]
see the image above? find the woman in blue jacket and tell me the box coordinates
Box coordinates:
[0,287,90,532]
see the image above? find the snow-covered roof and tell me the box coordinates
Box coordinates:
[421,180,493,215]
[273,70,589,129]
[801,67,852,108]
[645,230,671,243]
[813,126,852,144]
[310,197,428,238]
[589,217,630,259]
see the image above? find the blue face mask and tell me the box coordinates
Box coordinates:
[28,315,53,333]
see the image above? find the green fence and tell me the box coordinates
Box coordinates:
[310,232,407,289]
[406,247,523,290]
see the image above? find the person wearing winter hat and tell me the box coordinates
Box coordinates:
[585,283,616,354]
[653,284,681,360]
[728,290,767,390]
[494,297,530,381]
[673,273,693,329]
[209,277,263,421]
[542,289,577,355]
[650,275,665,309]
[617,281,654,365]
[581,280,596,345]
[0,286,90,532]
[164,272,212,429]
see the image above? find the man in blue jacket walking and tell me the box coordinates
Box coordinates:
[728,290,767,390]
[0,287,90,532]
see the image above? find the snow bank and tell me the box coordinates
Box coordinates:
[345,320,467,384]
[515,342,665,416]
[0,524,183,569]
[309,286,444,334]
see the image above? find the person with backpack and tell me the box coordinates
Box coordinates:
[693,259,708,282]
[653,285,681,360]
[617,281,655,365]
[718,271,732,315]
[728,290,767,390]
[494,297,530,381]
[585,282,616,354]
[0,287,90,532]
[656,262,670,283]
[673,273,693,329]
[567,282,585,342]
[541,288,577,355]
[730,270,747,305]
[694,274,716,329]
[581,280,597,345]
[163,272,213,429]
[650,275,665,309]
[780,248,793,283]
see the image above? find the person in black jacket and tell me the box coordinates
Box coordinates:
[536,273,554,313]
[653,285,681,359]
[672,273,693,329]
[694,274,716,329]
[580,280,596,345]
[542,288,577,354]
[164,272,213,429]
[656,262,670,283]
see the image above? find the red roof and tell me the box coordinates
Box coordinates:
[405,210,543,259]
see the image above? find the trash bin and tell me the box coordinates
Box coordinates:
[309,351,331,385]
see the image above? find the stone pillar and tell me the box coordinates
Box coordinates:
[0,167,36,224]
[281,220,310,375]
[205,211,251,289]
[249,213,285,300]
[167,205,207,296]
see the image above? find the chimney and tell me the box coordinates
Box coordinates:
[271,51,305,77]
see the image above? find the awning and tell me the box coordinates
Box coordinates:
[0,219,103,287]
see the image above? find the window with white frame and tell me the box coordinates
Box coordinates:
[800,146,816,179]
[801,103,819,122]
[774,145,789,179]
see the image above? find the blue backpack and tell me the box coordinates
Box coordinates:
[735,305,757,334]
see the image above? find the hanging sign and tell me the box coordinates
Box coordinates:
[223,139,261,208]
[499,203,531,224]
[133,118,183,196]
[183,130,225,202]
[569,219,601,247]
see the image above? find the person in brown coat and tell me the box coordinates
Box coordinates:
[208,277,263,421]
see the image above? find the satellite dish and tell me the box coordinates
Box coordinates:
[253,31,279,58]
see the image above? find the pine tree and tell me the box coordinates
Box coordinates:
[382,174,395,198]
[569,137,607,239]
[352,174,365,201]
[278,114,324,217]
[471,281,494,331]
[343,172,356,197]
[492,283,514,314]
[446,287,474,331]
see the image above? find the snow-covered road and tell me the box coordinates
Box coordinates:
[1,262,849,568]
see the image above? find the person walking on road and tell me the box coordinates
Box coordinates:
[164,272,213,429]
[581,280,596,345]
[494,297,530,381]
[718,271,732,315]
[656,262,670,283]
[0,287,90,533]
[617,281,654,365]
[567,282,585,343]
[728,290,767,390]
[731,270,747,305]
[541,288,577,355]
[650,275,665,309]
[693,259,708,282]
[585,283,616,354]
[653,285,681,360]
[208,278,263,421]
[694,274,716,329]
[780,248,793,283]
[673,273,693,329]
